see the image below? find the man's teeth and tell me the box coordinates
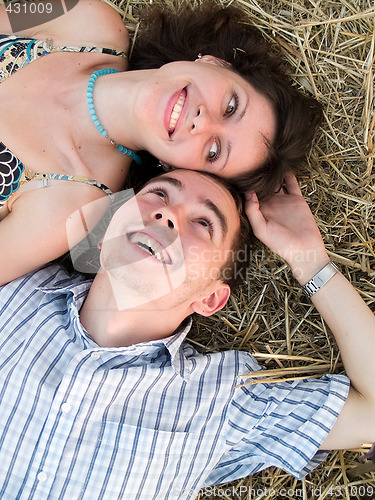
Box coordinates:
[169,91,185,134]
[129,233,166,263]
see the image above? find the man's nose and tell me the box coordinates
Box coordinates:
[150,208,180,248]
[153,207,180,231]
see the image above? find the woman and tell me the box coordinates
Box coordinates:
[0,0,321,286]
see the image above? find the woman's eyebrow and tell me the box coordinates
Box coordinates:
[220,144,232,172]
[237,94,249,123]
[221,95,248,171]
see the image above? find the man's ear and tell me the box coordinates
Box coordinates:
[191,283,231,317]
[195,54,231,68]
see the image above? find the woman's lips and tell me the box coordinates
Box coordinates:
[167,88,187,137]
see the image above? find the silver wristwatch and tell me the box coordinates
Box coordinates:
[301,261,339,297]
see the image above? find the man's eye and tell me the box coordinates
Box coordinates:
[196,219,213,237]
[224,93,239,117]
[147,187,167,201]
[207,141,220,162]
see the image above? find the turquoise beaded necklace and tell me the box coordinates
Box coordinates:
[87,68,142,165]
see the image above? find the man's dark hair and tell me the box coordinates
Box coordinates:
[130,0,323,201]
[203,174,251,292]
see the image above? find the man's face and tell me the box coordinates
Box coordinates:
[100,170,240,310]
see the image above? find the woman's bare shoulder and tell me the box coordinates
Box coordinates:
[0,4,13,33]
[0,0,129,51]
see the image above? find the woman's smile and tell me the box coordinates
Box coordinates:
[167,87,187,136]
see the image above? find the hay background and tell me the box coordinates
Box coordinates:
[105,0,373,497]
[105,0,375,498]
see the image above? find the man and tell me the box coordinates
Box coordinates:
[0,170,374,499]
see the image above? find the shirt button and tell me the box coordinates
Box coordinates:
[61,402,71,413]
[37,471,47,482]
[91,352,100,360]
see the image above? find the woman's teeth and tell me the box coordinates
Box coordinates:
[169,90,186,135]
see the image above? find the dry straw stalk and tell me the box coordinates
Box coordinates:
[110,0,375,497]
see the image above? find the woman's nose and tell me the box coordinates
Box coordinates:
[191,107,216,135]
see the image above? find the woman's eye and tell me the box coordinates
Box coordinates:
[207,141,220,162]
[224,93,238,117]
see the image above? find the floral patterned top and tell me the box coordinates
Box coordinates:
[0,35,126,206]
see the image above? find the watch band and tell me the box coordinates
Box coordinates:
[302,261,339,297]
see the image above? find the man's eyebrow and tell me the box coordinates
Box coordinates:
[202,198,228,239]
[147,176,184,190]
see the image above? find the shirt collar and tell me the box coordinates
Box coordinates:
[38,274,92,310]
[161,317,193,379]
[39,275,194,379]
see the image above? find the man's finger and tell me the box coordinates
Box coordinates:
[284,171,302,196]
[245,191,267,237]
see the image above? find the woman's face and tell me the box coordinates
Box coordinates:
[132,56,276,177]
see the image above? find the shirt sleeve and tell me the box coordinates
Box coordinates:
[206,362,350,485]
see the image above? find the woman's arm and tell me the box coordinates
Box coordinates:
[245,172,375,450]
[0,0,129,52]
[0,181,108,286]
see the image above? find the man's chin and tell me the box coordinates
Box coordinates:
[106,273,181,312]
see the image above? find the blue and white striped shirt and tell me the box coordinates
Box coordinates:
[0,265,349,500]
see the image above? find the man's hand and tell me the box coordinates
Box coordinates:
[245,172,329,283]
[247,172,375,451]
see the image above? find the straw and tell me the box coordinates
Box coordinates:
[108,0,375,496]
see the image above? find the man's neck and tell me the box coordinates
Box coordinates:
[79,272,186,348]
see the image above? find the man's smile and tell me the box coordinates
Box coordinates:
[128,231,172,265]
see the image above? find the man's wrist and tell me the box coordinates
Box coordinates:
[290,252,330,285]
[301,261,339,297]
